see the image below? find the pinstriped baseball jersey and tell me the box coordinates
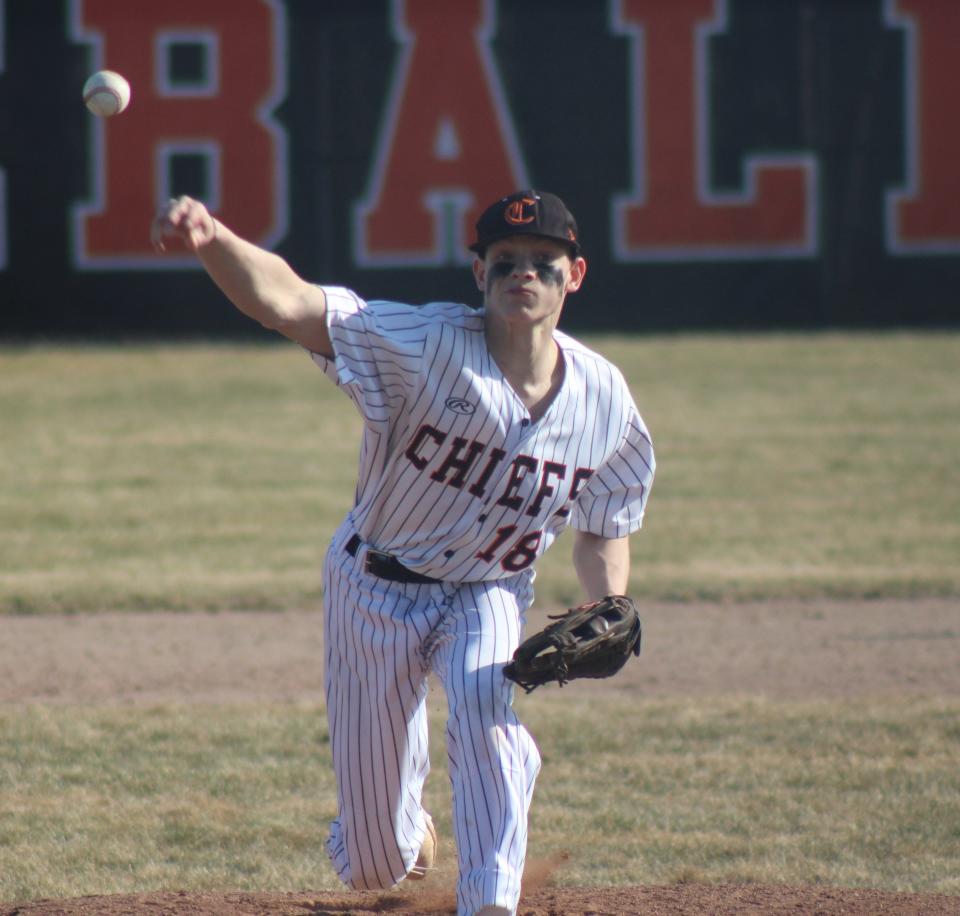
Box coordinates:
[310,286,655,581]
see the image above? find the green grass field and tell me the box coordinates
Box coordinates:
[2,332,958,613]
[1,333,959,904]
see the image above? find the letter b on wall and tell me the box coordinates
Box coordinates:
[71,0,288,268]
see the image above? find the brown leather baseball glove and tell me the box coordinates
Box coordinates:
[503,595,642,693]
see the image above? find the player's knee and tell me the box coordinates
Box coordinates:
[341,853,408,891]
[344,871,399,892]
[329,818,410,891]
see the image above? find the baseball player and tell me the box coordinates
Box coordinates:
[151,189,655,916]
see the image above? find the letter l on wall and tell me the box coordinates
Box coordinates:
[610,0,818,262]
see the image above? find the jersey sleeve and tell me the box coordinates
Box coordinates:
[307,286,428,427]
[570,404,655,538]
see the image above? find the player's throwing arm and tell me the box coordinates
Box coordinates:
[150,197,333,357]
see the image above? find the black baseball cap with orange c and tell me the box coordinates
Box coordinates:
[469,190,580,257]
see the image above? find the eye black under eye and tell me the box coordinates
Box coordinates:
[535,261,565,286]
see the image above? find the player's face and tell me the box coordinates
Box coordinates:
[474,236,586,327]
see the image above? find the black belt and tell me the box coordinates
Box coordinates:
[345,534,443,585]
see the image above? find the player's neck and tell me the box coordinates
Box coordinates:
[486,314,556,371]
[485,319,563,419]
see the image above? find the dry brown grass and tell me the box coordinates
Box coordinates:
[2,332,958,613]
[1,696,958,903]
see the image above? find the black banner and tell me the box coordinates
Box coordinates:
[1,0,959,337]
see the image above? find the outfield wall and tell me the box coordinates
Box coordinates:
[1,0,959,336]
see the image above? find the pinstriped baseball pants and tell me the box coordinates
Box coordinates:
[322,521,540,916]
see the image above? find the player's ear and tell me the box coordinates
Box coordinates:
[566,256,587,293]
[472,257,486,291]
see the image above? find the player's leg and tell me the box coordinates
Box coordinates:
[429,575,541,916]
[322,525,443,889]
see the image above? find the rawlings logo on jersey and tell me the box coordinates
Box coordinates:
[445,397,476,415]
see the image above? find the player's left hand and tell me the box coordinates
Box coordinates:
[503,595,642,693]
[150,195,217,253]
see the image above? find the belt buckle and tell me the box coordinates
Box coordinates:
[365,550,390,579]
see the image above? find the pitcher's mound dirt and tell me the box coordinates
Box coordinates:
[4,883,959,915]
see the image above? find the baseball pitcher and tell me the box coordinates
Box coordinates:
[151,190,655,916]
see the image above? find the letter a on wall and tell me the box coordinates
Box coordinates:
[70,0,288,268]
[354,0,527,267]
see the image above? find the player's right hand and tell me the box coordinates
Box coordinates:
[150,195,217,253]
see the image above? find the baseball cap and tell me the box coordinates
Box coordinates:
[469,190,580,256]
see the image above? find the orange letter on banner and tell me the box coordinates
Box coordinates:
[611,0,816,261]
[0,3,6,271]
[886,0,960,253]
[355,0,526,266]
[71,0,286,268]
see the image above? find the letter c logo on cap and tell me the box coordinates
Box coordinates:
[504,197,537,225]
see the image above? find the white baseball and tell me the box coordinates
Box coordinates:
[83,70,131,117]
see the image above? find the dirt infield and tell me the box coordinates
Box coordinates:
[3,599,958,915]
[4,883,960,915]
[4,599,959,706]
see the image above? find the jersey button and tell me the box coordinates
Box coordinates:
[478,514,487,522]
[520,418,530,427]
[444,549,455,558]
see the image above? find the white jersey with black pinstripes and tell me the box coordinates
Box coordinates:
[310,286,655,581]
